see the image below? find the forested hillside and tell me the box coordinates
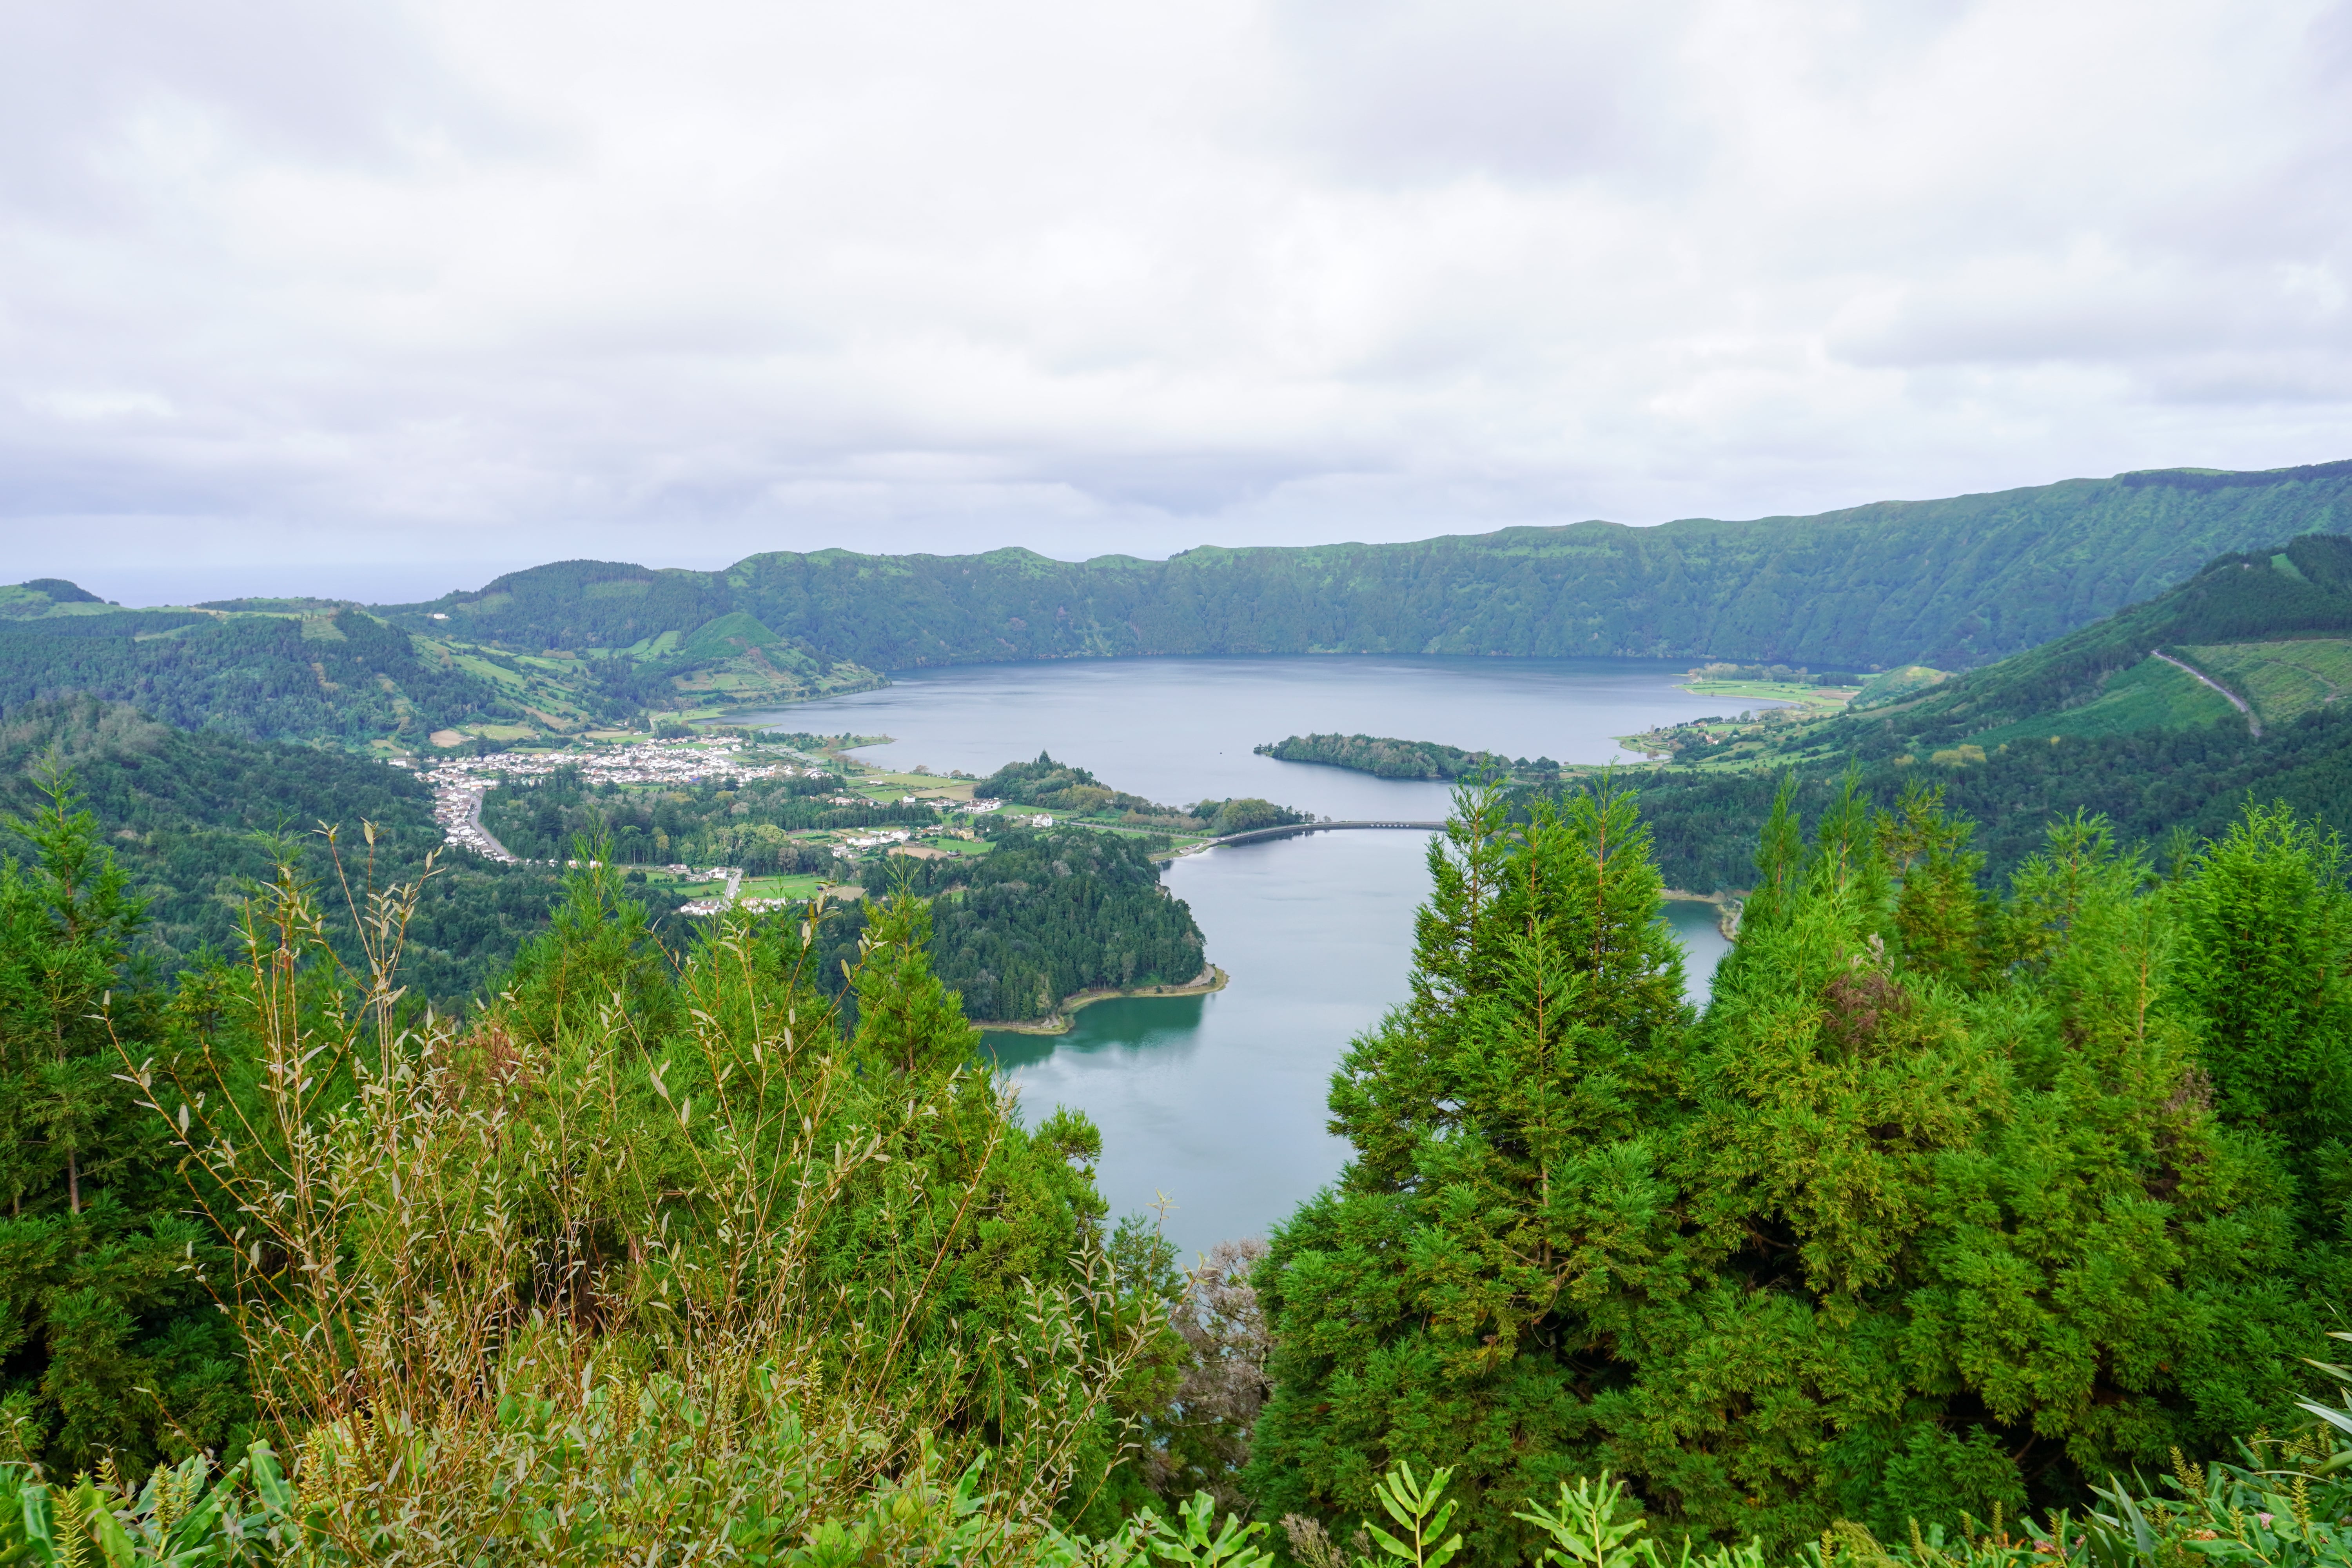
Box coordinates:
[478,760,930,870]
[0,699,576,1002]
[0,604,529,745]
[1603,530,2352,887]
[1617,704,2352,891]
[385,459,2352,671]
[1825,530,2352,750]
[0,586,885,751]
[804,825,1210,1024]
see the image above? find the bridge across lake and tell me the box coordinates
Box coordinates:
[1165,819,1446,858]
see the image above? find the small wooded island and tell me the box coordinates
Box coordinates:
[1255,731,1556,779]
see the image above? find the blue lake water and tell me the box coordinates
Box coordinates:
[745,655,1750,1256]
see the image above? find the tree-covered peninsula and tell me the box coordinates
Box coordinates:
[808,824,1211,1025]
[975,751,1310,837]
[1255,732,1521,780]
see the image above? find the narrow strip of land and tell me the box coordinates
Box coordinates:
[2154,650,2263,737]
[1162,819,1446,859]
[976,966,1230,1034]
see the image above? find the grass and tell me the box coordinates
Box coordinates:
[1678,678,1860,714]
[640,873,726,898]
[739,873,826,900]
[1969,653,2237,747]
[2180,639,2352,727]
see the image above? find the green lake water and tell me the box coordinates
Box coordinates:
[982,831,1729,1255]
[744,655,1755,1257]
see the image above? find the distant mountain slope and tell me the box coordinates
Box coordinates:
[0,698,570,1003]
[0,601,528,746]
[383,459,2352,671]
[0,582,728,750]
[0,578,106,616]
[1839,532,2352,751]
[1609,528,2352,889]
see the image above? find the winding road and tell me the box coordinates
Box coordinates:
[1159,819,1446,862]
[2153,650,2262,738]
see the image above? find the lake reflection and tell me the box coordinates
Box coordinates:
[744,653,1759,822]
[982,828,1735,1256]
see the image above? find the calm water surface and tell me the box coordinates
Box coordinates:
[745,656,1751,1255]
[752,653,1748,820]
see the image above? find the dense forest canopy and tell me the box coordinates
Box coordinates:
[384,460,2352,673]
[797,825,1211,1024]
[1256,733,1522,780]
[1248,780,2352,1564]
[7,757,2352,1565]
[0,699,574,1005]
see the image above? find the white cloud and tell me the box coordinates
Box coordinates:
[1,0,2348,599]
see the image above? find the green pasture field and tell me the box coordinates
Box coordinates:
[922,837,994,856]
[640,872,726,898]
[2180,639,2352,727]
[1678,677,1860,713]
[740,873,826,900]
[1969,653,2237,748]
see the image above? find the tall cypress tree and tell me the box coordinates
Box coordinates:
[2170,801,2352,1181]
[1247,780,1688,1561]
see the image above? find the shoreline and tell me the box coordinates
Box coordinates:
[1662,888,1744,942]
[976,965,1229,1036]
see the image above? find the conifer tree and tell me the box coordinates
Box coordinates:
[1251,782,2338,1562]
[0,766,244,1474]
[2170,801,2352,1180]
[1248,780,1689,1561]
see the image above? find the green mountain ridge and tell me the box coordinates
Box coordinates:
[1836,531,2352,751]
[8,455,2352,752]
[383,458,2352,673]
[1606,530,2352,891]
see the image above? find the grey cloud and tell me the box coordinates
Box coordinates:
[2,0,2351,588]
[1260,0,1708,187]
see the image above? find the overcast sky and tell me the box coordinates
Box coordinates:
[4,0,2350,603]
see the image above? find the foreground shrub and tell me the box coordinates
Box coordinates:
[83,836,1174,1558]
